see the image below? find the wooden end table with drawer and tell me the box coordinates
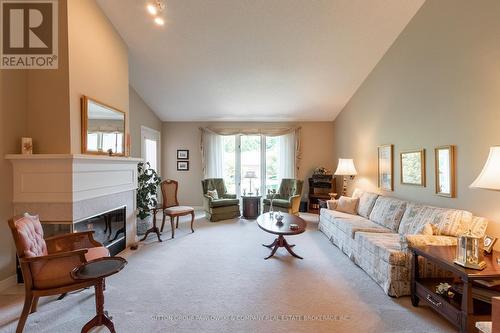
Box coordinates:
[410,245,500,333]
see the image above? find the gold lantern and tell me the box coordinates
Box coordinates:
[454,230,486,270]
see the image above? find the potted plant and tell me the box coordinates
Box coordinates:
[136,162,161,235]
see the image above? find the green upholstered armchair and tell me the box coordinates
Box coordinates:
[263,179,304,216]
[201,178,240,222]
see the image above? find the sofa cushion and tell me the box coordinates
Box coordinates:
[210,198,240,208]
[470,216,489,238]
[398,203,472,236]
[369,197,407,231]
[320,209,391,238]
[263,198,290,208]
[354,232,407,266]
[335,196,359,214]
[357,192,379,218]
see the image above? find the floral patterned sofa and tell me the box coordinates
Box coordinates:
[319,189,488,297]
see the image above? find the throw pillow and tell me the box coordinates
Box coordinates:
[207,189,219,200]
[335,196,359,215]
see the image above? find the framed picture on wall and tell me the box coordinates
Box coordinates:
[177,149,189,160]
[378,144,394,191]
[177,161,189,171]
[435,145,456,197]
[400,149,426,186]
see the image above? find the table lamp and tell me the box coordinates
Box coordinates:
[334,158,357,196]
[244,170,257,195]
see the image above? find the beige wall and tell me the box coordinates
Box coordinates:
[162,122,334,206]
[129,86,162,158]
[67,0,129,154]
[26,0,70,153]
[333,0,500,247]
[0,70,28,280]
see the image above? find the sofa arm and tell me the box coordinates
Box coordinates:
[288,195,301,214]
[401,234,457,251]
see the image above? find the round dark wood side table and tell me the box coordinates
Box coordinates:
[71,257,127,333]
[242,195,261,219]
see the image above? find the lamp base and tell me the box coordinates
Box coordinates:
[453,259,486,270]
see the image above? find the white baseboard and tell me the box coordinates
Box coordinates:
[0,275,17,292]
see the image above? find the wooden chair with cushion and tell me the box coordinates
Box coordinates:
[159,179,195,238]
[8,214,109,333]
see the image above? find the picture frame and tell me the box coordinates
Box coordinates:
[177,161,189,171]
[435,145,456,198]
[400,149,426,186]
[177,149,189,160]
[484,235,497,254]
[378,144,394,191]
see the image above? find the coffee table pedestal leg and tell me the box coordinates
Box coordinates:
[264,235,303,260]
[81,279,115,333]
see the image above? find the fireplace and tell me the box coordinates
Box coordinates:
[74,206,126,256]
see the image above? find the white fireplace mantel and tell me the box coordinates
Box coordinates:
[6,154,142,203]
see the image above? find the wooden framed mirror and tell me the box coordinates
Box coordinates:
[81,96,126,156]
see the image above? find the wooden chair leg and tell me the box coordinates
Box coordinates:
[160,213,166,232]
[30,296,39,314]
[170,216,175,239]
[190,211,195,233]
[17,292,34,333]
[176,216,179,229]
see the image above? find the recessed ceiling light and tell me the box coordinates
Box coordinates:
[154,17,164,26]
[147,4,157,15]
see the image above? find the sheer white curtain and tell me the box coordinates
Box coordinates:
[278,132,296,179]
[202,130,224,178]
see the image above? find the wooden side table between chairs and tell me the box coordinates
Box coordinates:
[72,257,127,333]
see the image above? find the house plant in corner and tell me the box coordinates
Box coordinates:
[136,162,161,235]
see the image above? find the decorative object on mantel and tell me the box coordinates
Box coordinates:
[454,229,486,270]
[484,235,497,254]
[177,160,189,171]
[400,149,426,186]
[136,162,161,235]
[435,145,456,197]
[378,144,393,191]
[177,149,189,159]
[21,137,33,155]
[334,158,357,196]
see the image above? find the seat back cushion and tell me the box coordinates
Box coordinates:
[398,203,472,236]
[335,196,359,215]
[356,192,379,218]
[469,216,488,238]
[8,214,48,258]
[368,197,407,231]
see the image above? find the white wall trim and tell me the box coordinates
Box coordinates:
[0,275,17,292]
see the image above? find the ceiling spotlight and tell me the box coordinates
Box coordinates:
[154,17,165,26]
[147,4,157,15]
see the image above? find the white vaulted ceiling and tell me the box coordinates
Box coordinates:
[97,0,424,121]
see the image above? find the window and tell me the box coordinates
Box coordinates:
[141,126,161,173]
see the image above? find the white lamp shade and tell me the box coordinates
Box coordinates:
[244,170,257,179]
[334,158,357,176]
[470,146,500,191]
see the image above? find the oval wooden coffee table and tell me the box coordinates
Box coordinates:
[257,212,306,260]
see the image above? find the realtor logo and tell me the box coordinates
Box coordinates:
[1,0,58,69]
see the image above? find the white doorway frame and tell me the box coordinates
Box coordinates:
[141,126,161,175]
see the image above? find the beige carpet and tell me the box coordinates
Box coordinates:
[0,212,456,333]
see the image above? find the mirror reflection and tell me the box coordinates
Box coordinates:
[83,97,125,155]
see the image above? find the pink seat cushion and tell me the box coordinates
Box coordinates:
[164,206,194,215]
[85,246,110,261]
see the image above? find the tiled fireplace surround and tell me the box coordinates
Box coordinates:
[6,154,142,250]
